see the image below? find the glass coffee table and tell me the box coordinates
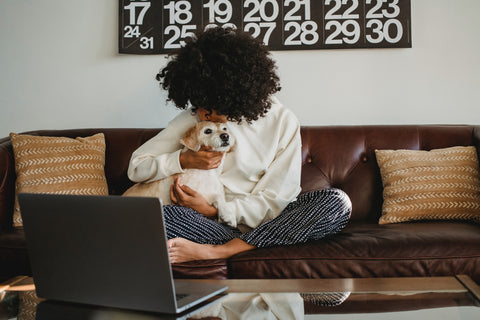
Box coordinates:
[1,275,479,319]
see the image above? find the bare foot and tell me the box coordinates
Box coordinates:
[167,238,255,263]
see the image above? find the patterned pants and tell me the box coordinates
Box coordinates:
[163,188,352,247]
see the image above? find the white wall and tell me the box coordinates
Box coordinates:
[1,0,479,138]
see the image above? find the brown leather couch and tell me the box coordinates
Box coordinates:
[1,126,480,283]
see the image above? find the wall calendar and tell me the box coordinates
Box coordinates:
[119,0,411,54]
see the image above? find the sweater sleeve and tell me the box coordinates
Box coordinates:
[127,111,197,183]
[215,113,302,229]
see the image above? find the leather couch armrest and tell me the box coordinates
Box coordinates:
[473,126,480,158]
[0,136,15,231]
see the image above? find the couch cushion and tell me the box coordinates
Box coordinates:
[375,146,480,224]
[172,260,228,279]
[227,222,480,282]
[0,229,228,281]
[10,133,109,227]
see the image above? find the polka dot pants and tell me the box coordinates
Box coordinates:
[163,188,352,248]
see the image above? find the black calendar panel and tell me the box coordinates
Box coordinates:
[119,0,411,54]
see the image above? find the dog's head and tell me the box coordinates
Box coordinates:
[180,121,235,152]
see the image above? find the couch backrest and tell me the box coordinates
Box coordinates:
[1,125,480,229]
[300,125,480,222]
[0,128,161,230]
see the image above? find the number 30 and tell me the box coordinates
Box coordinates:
[366,19,403,43]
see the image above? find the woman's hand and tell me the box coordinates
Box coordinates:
[170,177,218,218]
[179,147,224,170]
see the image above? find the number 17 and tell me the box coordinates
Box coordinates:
[124,1,151,25]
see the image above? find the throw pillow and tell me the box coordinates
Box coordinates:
[375,146,480,225]
[10,132,109,228]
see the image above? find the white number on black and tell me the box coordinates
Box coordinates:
[325,0,359,20]
[244,22,276,45]
[164,0,193,24]
[244,0,280,22]
[140,36,154,49]
[124,25,141,38]
[164,25,196,49]
[204,0,233,24]
[124,1,151,25]
[284,21,319,45]
[325,19,360,44]
[366,0,400,19]
[366,19,403,43]
[284,0,311,21]
[205,23,237,30]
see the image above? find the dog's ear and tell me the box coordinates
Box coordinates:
[180,125,201,152]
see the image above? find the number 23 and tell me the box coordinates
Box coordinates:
[366,0,400,19]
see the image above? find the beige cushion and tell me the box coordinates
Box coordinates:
[375,146,480,225]
[10,133,109,227]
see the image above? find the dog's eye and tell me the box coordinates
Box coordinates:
[223,127,227,131]
[204,129,213,134]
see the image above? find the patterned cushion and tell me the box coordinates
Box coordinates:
[10,133,109,227]
[375,146,480,225]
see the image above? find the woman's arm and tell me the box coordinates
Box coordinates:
[127,111,197,183]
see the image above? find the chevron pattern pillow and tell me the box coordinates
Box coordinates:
[10,133,109,228]
[375,146,480,225]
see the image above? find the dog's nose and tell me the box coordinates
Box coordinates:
[220,133,229,141]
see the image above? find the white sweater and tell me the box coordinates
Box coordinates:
[127,98,302,230]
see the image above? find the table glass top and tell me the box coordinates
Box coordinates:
[1,276,479,320]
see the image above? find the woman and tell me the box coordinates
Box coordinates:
[127,27,351,263]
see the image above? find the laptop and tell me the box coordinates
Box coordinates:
[18,193,228,314]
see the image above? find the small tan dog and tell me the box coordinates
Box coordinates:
[123,121,234,206]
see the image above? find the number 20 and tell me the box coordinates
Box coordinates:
[244,0,279,22]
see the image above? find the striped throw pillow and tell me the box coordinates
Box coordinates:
[10,133,109,228]
[375,146,480,225]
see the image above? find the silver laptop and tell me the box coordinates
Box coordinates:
[18,193,228,314]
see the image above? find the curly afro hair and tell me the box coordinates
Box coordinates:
[156,27,281,123]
